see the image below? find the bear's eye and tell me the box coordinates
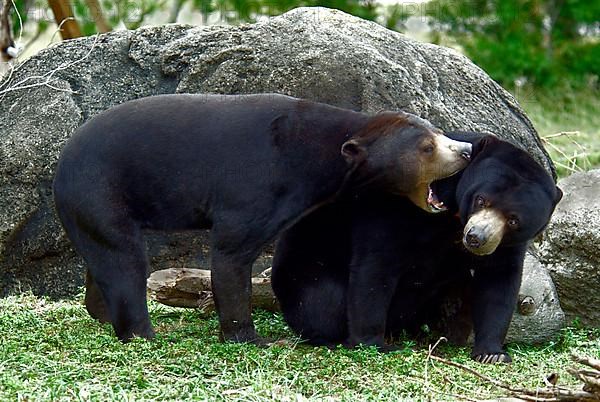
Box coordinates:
[475,195,486,208]
[507,216,520,228]
[422,144,435,155]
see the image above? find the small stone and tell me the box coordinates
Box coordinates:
[518,296,536,316]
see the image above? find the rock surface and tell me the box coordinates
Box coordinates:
[540,169,600,327]
[0,7,553,299]
[506,252,565,344]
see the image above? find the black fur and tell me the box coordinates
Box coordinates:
[271,132,562,362]
[53,93,458,343]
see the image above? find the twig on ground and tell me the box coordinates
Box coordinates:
[570,354,600,394]
[424,336,447,398]
[430,355,527,392]
[409,375,479,402]
[430,354,600,402]
[570,354,600,371]
[439,372,493,400]
[421,337,488,401]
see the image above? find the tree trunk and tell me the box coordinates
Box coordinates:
[0,0,15,61]
[48,0,82,40]
[84,0,111,33]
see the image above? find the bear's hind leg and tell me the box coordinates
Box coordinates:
[84,270,111,323]
[63,214,155,342]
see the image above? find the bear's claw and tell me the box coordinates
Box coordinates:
[472,352,512,364]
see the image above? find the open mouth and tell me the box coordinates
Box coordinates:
[427,184,447,213]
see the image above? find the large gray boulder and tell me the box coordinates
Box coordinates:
[540,169,600,327]
[0,7,554,299]
[506,252,565,344]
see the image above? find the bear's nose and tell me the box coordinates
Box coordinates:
[460,143,472,161]
[449,142,472,161]
[465,228,481,248]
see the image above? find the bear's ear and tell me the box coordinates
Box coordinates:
[472,135,498,157]
[554,186,563,205]
[341,139,367,165]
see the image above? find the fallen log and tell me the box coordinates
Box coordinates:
[147,268,279,312]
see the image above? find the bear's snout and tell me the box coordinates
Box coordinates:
[449,141,472,161]
[464,227,482,248]
[462,208,506,255]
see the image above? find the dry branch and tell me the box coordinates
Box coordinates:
[572,355,600,372]
[147,268,279,312]
[429,354,600,401]
[569,354,600,395]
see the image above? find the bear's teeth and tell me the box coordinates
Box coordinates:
[427,186,447,212]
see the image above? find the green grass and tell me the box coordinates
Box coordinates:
[513,84,600,177]
[0,294,598,401]
[1,84,597,401]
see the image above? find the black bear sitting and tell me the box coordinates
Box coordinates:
[271,132,562,363]
[53,93,472,343]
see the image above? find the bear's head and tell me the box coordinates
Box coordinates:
[341,111,472,213]
[453,135,563,255]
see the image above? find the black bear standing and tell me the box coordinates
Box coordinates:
[53,93,472,343]
[271,132,562,363]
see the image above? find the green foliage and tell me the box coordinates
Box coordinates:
[69,0,164,33]
[7,0,598,89]
[187,0,378,23]
[73,0,96,35]
[0,293,599,400]
[9,1,50,40]
[10,0,30,36]
[515,84,600,176]
[427,0,600,87]
[383,3,411,31]
[9,0,381,37]
[5,1,598,177]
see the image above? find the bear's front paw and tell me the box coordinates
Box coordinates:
[472,352,512,364]
[378,344,403,353]
[116,323,156,343]
[344,334,386,350]
[221,327,273,347]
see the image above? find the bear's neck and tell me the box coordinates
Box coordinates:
[285,109,371,207]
